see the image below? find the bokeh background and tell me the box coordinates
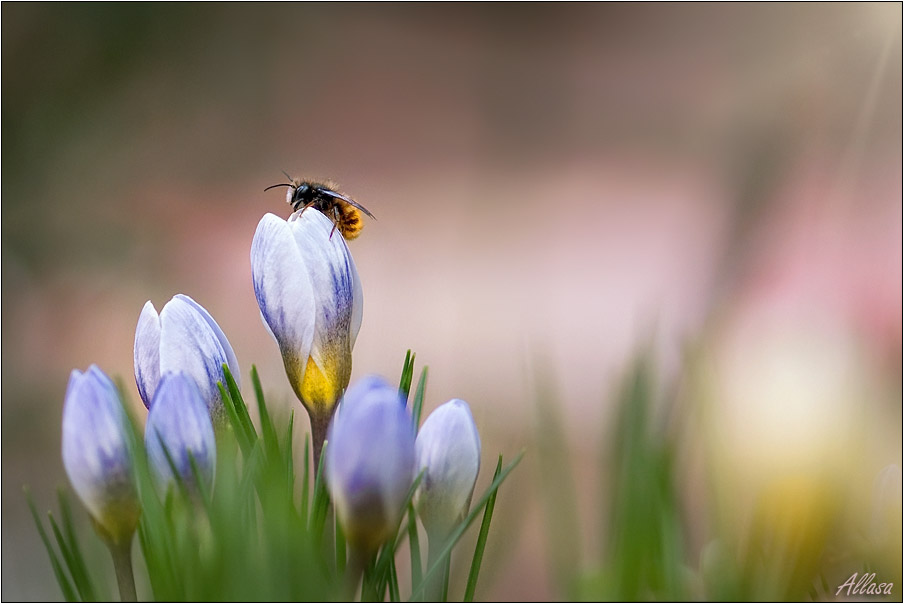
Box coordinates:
[3,3,901,600]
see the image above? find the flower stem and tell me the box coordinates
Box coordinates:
[310,410,332,477]
[426,531,452,602]
[108,539,136,602]
[344,547,368,601]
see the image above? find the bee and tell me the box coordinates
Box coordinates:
[265,173,375,240]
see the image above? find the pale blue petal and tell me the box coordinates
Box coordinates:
[159,296,228,415]
[61,365,135,526]
[326,376,415,547]
[173,294,241,390]
[250,213,316,367]
[145,372,216,491]
[288,209,357,371]
[133,301,161,409]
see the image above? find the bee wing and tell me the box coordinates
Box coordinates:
[322,189,376,219]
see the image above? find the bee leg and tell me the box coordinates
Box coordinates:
[329,206,341,239]
[298,201,316,214]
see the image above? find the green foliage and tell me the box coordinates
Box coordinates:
[31,351,519,602]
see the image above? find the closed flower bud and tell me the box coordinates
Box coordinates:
[325,376,414,553]
[134,294,240,422]
[62,365,140,546]
[250,210,362,419]
[145,372,217,493]
[414,399,481,538]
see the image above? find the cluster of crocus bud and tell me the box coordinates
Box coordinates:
[325,376,482,559]
[61,205,485,599]
[62,295,235,551]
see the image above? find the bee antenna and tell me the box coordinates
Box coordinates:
[264,183,293,192]
[281,169,293,181]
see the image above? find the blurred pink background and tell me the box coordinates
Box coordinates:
[3,4,900,600]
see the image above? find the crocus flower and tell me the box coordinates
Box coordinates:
[325,376,415,554]
[134,294,240,422]
[62,365,140,546]
[250,209,363,458]
[414,399,481,538]
[145,372,217,494]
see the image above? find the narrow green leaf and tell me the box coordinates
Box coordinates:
[301,431,310,522]
[252,365,279,461]
[47,513,96,602]
[57,490,97,601]
[411,367,428,428]
[441,554,450,602]
[399,349,416,402]
[388,555,401,602]
[223,364,257,445]
[336,513,347,575]
[26,490,77,602]
[410,451,524,601]
[285,409,297,506]
[408,503,422,597]
[463,456,503,601]
[217,382,251,456]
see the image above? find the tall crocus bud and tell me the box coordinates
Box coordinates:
[62,365,140,547]
[415,399,481,539]
[145,373,217,494]
[250,210,363,465]
[134,294,240,423]
[325,376,414,556]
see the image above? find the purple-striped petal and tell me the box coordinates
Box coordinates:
[62,365,139,545]
[134,301,161,408]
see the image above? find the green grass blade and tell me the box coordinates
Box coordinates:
[26,489,77,602]
[410,451,524,601]
[252,365,279,461]
[336,514,347,575]
[463,456,503,602]
[217,382,252,456]
[285,409,297,505]
[57,490,97,601]
[408,502,422,597]
[223,364,257,445]
[47,512,96,601]
[441,555,450,602]
[399,349,414,401]
[411,367,428,428]
[301,431,310,521]
[388,555,401,602]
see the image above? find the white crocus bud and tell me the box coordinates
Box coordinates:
[250,209,363,465]
[415,399,482,539]
[134,294,240,422]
